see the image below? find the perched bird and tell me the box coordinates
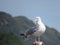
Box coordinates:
[20,16,46,41]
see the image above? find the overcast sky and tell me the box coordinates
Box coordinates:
[0,0,60,32]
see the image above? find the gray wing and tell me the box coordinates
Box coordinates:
[25,26,38,36]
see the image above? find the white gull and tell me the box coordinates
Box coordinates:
[20,16,46,41]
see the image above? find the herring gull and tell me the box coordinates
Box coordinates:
[20,16,46,41]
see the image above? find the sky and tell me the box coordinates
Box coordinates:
[0,0,60,32]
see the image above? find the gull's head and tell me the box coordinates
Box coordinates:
[36,16,41,20]
[35,16,41,22]
[33,16,42,24]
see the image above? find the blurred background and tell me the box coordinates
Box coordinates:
[0,0,60,45]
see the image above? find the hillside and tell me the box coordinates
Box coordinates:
[0,11,60,45]
[0,31,24,45]
[0,12,20,35]
[0,12,25,45]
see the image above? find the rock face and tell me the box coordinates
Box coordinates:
[0,11,60,45]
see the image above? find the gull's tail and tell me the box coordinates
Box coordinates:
[20,34,27,39]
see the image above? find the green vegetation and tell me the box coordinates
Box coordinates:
[0,31,24,45]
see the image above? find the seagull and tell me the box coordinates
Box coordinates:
[20,16,46,41]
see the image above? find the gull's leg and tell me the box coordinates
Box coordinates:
[36,36,40,41]
[35,37,37,41]
[38,36,40,41]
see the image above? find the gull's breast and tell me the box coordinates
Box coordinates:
[32,23,46,37]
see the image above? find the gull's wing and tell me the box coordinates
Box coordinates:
[25,26,38,36]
